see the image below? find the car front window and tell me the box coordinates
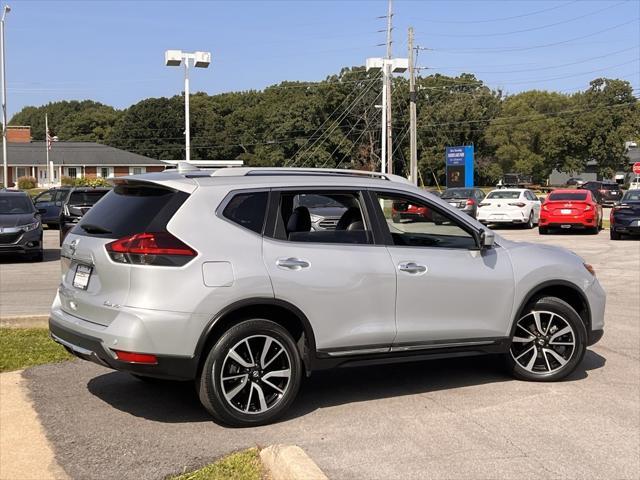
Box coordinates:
[0,196,34,214]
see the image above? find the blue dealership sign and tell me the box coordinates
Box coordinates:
[445,145,474,187]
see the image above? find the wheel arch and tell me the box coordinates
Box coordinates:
[194,298,317,376]
[510,280,592,339]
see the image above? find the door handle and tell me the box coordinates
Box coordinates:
[276,257,310,270]
[398,262,427,274]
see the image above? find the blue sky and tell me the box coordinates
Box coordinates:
[4,0,639,117]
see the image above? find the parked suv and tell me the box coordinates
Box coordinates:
[59,187,110,245]
[50,167,606,427]
[33,187,70,228]
[579,181,622,206]
[0,190,44,261]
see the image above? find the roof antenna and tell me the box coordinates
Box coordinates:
[176,161,200,173]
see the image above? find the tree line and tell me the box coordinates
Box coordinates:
[10,67,639,185]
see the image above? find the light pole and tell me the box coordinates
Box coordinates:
[164,50,211,162]
[1,4,10,188]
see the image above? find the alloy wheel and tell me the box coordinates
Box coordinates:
[510,310,576,375]
[219,335,292,415]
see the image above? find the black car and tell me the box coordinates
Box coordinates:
[610,189,640,240]
[440,187,486,219]
[59,187,111,245]
[33,187,71,228]
[580,181,622,206]
[0,190,44,261]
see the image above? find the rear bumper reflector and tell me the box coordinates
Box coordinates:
[112,349,158,365]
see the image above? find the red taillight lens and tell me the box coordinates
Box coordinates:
[584,204,592,211]
[466,199,475,206]
[106,232,196,266]
[509,202,526,208]
[541,204,549,211]
[112,350,158,365]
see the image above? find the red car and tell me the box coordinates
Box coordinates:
[391,200,432,223]
[539,189,603,234]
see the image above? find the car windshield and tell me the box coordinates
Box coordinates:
[68,190,109,205]
[295,194,343,208]
[548,192,588,201]
[0,195,34,214]
[442,189,474,199]
[622,190,640,202]
[487,191,521,199]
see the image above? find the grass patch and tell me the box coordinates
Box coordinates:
[171,448,263,480]
[0,328,72,372]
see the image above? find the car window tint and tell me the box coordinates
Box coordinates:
[273,191,371,245]
[622,191,640,201]
[54,190,70,202]
[35,191,54,202]
[548,192,588,201]
[374,192,476,250]
[69,190,109,205]
[0,195,34,214]
[487,190,521,200]
[222,191,268,234]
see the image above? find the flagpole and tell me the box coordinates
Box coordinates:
[45,113,51,185]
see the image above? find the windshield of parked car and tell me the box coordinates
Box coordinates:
[486,190,521,199]
[68,190,109,205]
[0,195,34,214]
[442,189,474,199]
[622,190,640,202]
[548,192,588,201]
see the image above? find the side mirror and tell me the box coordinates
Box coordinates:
[479,229,495,250]
[55,201,62,207]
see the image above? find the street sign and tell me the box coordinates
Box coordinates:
[445,145,474,187]
[633,162,640,175]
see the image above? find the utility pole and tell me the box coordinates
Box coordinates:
[385,0,393,175]
[1,5,10,188]
[408,27,417,185]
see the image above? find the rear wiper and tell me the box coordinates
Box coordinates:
[80,223,111,234]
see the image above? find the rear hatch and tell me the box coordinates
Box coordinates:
[59,181,191,326]
[480,191,524,215]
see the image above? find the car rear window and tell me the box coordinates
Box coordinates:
[486,191,521,199]
[442,189,473,199]
[68,190,109,205]
[602,184,620,190]
[548,192,588,201]
[73,184,189,239]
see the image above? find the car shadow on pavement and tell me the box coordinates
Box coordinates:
[86,350,605,425]
[0,248,60,264]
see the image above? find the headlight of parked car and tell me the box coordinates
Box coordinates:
[20,221,40,232]
[309,214,322,223]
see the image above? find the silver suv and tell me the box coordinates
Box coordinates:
[50,167,605,426]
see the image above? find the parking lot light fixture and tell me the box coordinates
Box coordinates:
[164,49,212,162]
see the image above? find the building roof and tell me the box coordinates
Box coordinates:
[6,142,165,166]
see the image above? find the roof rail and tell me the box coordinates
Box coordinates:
[209,167,413,184]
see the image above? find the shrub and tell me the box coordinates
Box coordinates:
[73,177,110,187]
[17,176,37,190]
[60,176,75,186]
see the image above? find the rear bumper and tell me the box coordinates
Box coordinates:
[49,319,198,380]
[540,214,596,228]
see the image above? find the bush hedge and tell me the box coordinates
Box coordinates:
[17,176,37,189]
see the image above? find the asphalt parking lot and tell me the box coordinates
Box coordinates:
[0,229,60,317]
[13,225,639,479]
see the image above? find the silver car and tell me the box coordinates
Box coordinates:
[50,167,606,427]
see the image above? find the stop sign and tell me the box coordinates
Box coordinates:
[634,162,640,175]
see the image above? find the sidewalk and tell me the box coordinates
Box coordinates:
[0,370,68,480]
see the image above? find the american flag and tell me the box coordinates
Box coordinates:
[46,127,53,151]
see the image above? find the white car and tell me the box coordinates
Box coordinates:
[477,189,541,228]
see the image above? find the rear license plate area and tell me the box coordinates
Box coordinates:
[73,264,93,290]
[560,224,571,229]
[561,209,571,214]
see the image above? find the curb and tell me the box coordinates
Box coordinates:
[0,370,69,480]
[260,444,328,480]
[0,315,49,329]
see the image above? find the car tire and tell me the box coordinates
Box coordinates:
[538,227,548,235]
[198,319,302,427]
[610,229,621,240]
[525,211,534,229]
[506,296,587,382]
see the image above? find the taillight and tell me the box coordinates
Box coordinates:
[541,204,549,211]
[466,199,475,206]
[106,232,196,266]
[584,204,592,211]
[112,350,158,364]
[599,189,607,193]
[509,202,526,208]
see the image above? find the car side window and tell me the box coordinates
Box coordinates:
[54,190,70,202]
[222,191,268,234]
[35,191,54,203]
[373,191,477,250]
[272,191,372,245]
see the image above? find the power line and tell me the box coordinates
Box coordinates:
[421,1,628,38]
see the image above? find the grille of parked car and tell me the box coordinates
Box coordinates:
[0,232,21,244]
[319,219,339,229]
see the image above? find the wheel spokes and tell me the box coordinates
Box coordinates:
[262,369,291,381]
[224,375,248,401]
[228,349,254,368]
[543,347,568,367]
